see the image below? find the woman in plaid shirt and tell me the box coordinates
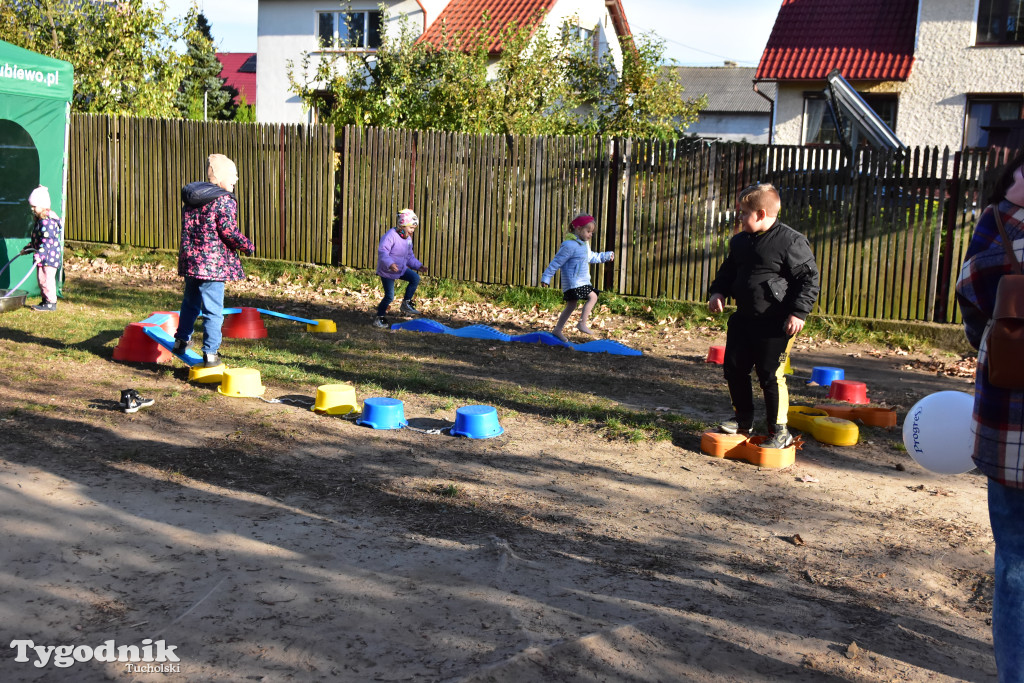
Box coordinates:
[955,148,1024,683]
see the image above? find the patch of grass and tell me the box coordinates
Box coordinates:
[891,441,907,452]
[433,483,462,498]
[23,403,57,412]
[604,416,646,442]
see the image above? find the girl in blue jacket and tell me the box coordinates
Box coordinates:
[541,214,614,342]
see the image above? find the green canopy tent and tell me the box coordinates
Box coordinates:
[0,39,73,298]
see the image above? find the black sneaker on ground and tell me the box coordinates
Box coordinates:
[172,339,189,356]
[30,301,56,312]
[399,300,421,316]
[762,426,794,449]
[202,352,223,368]
[372,316,389,329]
[123,389,155,414]
[718,418,751,436]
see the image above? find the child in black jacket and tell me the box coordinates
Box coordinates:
[708,183,820,448]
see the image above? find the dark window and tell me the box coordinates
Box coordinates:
[317,11,383,49]
[976,0,1024,45]
[964,95,1024,148]
[317,12,334,48]
[803,93,898,146]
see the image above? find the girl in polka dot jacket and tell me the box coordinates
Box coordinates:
[24,185,63,312]
[540,213,614,342]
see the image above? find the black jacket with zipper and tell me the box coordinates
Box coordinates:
[709,220,820,322]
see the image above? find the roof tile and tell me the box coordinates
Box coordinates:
[216,52,257,105]
[418,0,558,54]
[755,0,917,81]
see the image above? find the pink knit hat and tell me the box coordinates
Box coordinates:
[397,209,419,228]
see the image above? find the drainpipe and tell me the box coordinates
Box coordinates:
[752,80,775,145]
[412,0,428,32]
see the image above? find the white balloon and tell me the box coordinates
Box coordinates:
[902,391,976,474]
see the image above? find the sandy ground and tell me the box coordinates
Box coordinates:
[0,265,995,682]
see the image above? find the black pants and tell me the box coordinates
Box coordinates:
[723,314,795,430]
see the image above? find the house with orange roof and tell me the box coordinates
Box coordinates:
[755,0,1024,150]
[255,0,632,124]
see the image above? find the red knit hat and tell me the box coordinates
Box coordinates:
[570,214,594,229]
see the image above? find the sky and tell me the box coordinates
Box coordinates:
[154,0,784,67]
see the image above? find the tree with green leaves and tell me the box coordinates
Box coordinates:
[175,11,235,121]
[0,0,197,118]
[233,93,257,123]
[287,10,703,140]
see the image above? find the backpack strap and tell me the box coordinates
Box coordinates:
[992,205,1023,275]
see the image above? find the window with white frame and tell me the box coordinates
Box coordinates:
[317,10,383,50]
[976,0,1024,45]
[561,20,597,53]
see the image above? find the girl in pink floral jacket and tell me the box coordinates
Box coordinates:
[173,154,254,368]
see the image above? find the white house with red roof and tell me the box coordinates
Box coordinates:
[255,0,631,124]
[755,0,1024,150]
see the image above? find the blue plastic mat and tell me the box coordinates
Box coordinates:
[142,326,205,367]
[391,318,642,356]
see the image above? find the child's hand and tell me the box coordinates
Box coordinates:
[388,263,400,273]
[607,253,615,261]
[540,282,549,287]
[418,265,429,274]
[708,293,725,313]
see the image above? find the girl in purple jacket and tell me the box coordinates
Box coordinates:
[373,209,428,328]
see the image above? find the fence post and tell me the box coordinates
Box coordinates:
[604,137,621,291]
[935,150,962,323]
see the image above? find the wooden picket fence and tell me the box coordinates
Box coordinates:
[65,116,1012,324]
[66,115,334,264]
[336,125,1012,324]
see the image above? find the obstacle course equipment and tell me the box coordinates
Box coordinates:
[391,318,642,356]
[814,404,897,428]
[787,406,859,446]
[143,325,205,366]
[356,397,408,429]
[827,379,869,404]
[700,431,796,468]
[809,366,844,387]
[312,384,359,415]
[450,405,504,439]
[221,307,268,339]
[217,368,266,398]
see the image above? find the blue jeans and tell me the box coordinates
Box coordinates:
[989,478,1024,682]
[376,269,420,317]
[175,278,225,355]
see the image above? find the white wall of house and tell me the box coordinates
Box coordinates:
[687,113,771,143]
[257,0,427,124]
[540,0,624,73]
[257,0,627,124]
[770,0,1024,149]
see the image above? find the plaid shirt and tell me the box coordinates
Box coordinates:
[955,200,1024,487]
